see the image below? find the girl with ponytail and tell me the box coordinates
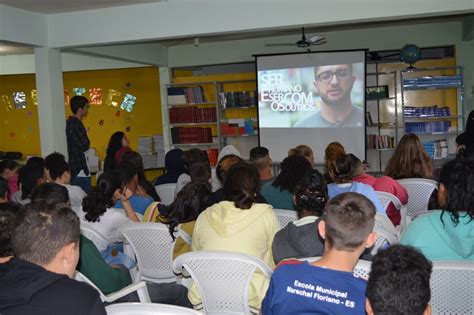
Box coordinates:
[190,162,280,310]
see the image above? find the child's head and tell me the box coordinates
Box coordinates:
[18,166,46,200]
[366,245,432,315]
[293,170,328,219]
[0,177,8,202]
[327,154,354,183]
[223,162,260,210]
[183,149,210,174]
[48,159,72,184]
[189,162,211,184]
[0,160,19,179]
[44,152,66,181]
[320,192,376,252]
[216,154,243,184]
[0,202,20,261]
[31,182,70,208]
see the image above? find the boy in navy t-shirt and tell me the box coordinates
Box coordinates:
[261,192,377,315]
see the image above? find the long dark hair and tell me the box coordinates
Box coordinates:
[272,155,312,193]
[104,131,125,171]
[223,162,260,210]
[120,151,160,201]
[159,182,211,240]
[438,159,474,225]
[82,171,124,222]
[294,170,328,218]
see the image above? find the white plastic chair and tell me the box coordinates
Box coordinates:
[298,257,372,280]
[121,222,177,283]
[173,250,273,314]
[74,271,151,303]
[371,213,399,255]
[155,183,177,205]
[105,302,202,314]
[375,191,407,233]
[273,209,298,228]
[397,178,438,222]
[430,261,474,314]
[80,226,110,252]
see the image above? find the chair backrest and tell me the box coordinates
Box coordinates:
[371,213,399,255]
[430,261,474,314]
[273,209,298,228]
[397,178,438,220]
[74,271,107,301]
[375,191,407,230]
[105,302,202,314]
[298,257,372,280]
[121,222,176,283]
[173,251,273,314]
[155,183,177,206]
[80,225,110,252]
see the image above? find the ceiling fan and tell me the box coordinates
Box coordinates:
[265,27,327,48]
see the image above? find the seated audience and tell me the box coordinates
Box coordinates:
[327,154,384,213]
[349,153,408,225]
[366,245,432,315]
[249,146,273,187]
[401,159,474,261]
[120,150,160,201]
[211,145,242,191]
[153,148,186,186]
[0,178,8,203]
[175,148,210,196]
[0,202,106,314]
[288,144,315,167]
[385,133,433,180]
[0,160,19,201]
[324,141,346,184]
[115,160,153,215]
[261,155,313,211]
[11,165,45,205]
[272,170,328,264]
[261,193,377,314]
[31,183,70,207]
[46,155,87,211]
[0,203,20,263]
[190,162,280,311]
[81,171,139,248]
[103,131,131,172]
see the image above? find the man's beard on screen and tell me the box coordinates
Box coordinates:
[320,92,352,107]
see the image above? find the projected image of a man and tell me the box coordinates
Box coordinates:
[295,64,364,127]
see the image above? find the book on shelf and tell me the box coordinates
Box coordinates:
[207,148,219,166]
[167,86,207,104]
[403,105,452,118]
[171,127,213,144]
[169,107,217,124]
[402,74,462,89]
[405,121,452,134]
[422,139,449,160]
[365,112,374,126]
[219,91,257,108]
[221,118,257,136]
[367,134,395,150]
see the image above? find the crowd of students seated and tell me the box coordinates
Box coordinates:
[0,128,472,314]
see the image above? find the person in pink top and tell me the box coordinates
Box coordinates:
[0,160,19,202]
[348,154,408,226]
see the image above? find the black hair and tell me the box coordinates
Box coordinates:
[118,159,139,185]
[293,170,328,218]
[0,202,20,257]
[438,159,474,225]
[12,201,80,265]
[82,171,124,222]
[223,162,259,210]
[249,146,269,162]
[104,131,126,171]
[0,177,8,200]
[216,154,243,184]
[327,154,354,183]
[18,166,45,200]
[26,157,45,170]
[119,151,160,201]
[324,192,375,251]
[44,152,66,173]
[48,159,71,181]
[367,245,432,315]
[272,155,312,193]
[31,183,69,207]
[189,162,211,184]
[0,160,19,175]
[70,95,89,114]
[160,181,211,240]
[183,149,210,174]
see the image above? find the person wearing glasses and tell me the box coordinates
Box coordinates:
[295,64,364,127]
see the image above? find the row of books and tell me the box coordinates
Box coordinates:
[367,134,395,150]
[404,106,452,118]
[169,107,217,124]
[422,139,449,160]
[137,135,165,168]
[403,75,462,89]
[405,121,452,134]
[171,127,213,144]
[207,148,219,166]
[221,118,257,136]
[218,91,257,108]
[167,86,207,104]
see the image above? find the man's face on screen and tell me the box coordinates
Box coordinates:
[314,64,355,106]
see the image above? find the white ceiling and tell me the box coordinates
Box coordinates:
[0,0,164,14]
[0,42,33,55]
